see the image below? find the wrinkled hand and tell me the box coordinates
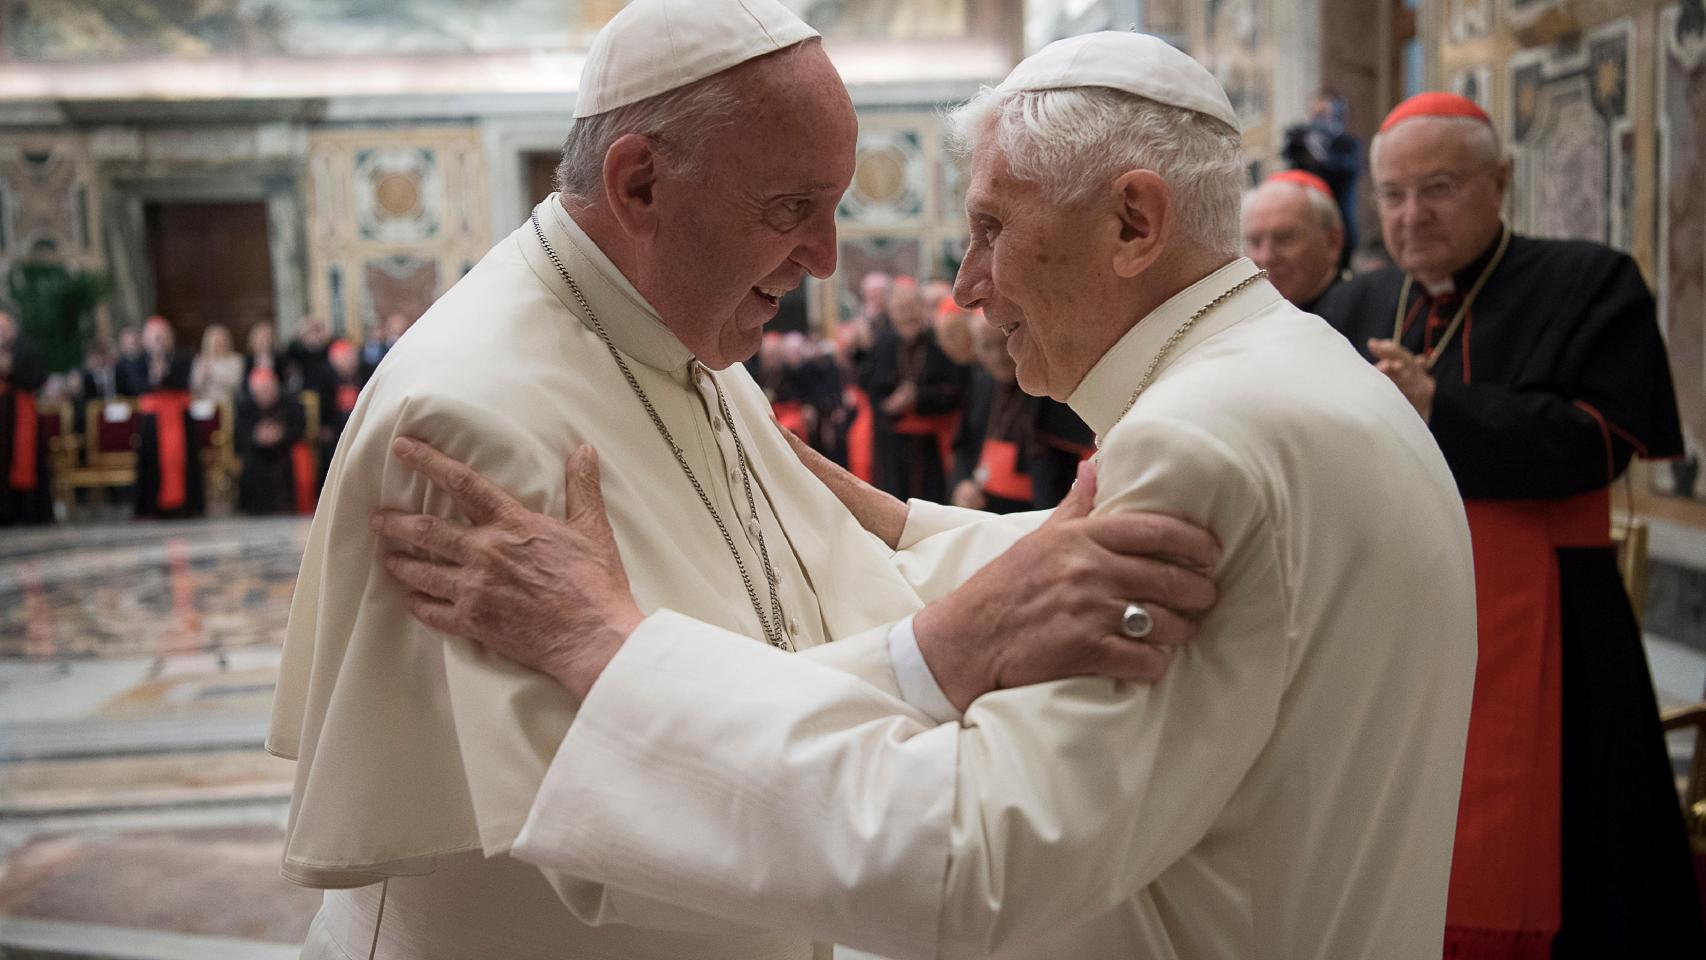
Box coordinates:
[371,437,642,701]
[776,419,908,548]
[914,462,1220,711]
[1367,338,1435,420]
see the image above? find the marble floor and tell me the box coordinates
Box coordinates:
[0,518,1701,960]
[0,519,321,959]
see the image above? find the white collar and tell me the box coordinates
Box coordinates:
[523,195,695,373]
[1066,257,1278,442]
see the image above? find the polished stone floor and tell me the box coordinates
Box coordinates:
[0,519,320,959]
[0,517,1701,960]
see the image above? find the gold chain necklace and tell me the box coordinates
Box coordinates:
[1390,223,1511,372]
[1108,268,1270,431]
[530,213,791,651]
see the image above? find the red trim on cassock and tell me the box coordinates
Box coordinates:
[1447,487,1612,953]
[1461,305,1473,381]
[1570,400,1617,481]
[846,387,874,484]
[772,401,808,440]
[137,390,192,510]
[8,388,38,491]
[977,438,1033,503]
[291,441,317,515]
[893,411,960,465]
[1443,925,1553,959]
[1573,398,1650,460]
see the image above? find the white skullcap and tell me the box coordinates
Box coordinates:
[575,0,821,118]
[996,31,1239,132]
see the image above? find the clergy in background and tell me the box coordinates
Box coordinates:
[132,315,203,519]
[1241,169,1347,312]
[269,4,1214,959]
[1315,92,1704,958]
[378,33,1478,960]
[0,309,52,526]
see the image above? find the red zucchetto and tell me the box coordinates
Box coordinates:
[1379,92,1491,133]
[1266,169,1334,198]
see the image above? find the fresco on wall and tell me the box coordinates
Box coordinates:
[0,142,94,275]
[1652,1,1706,502]
[1507,18,1634,252]
[3,0,589,59]
[1453,0,1492,41]
[1505,0,1566,28]
[1452,64,1494,110]
[5,0,980,60]
[838,128,928,227]
[307,128,487,337]
[1204,0,1269,130]
[362,256,440,332]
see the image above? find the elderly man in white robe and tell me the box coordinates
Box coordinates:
[377,31,1480,960]
[271,4,1224,959]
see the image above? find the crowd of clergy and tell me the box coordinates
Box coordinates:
[0,308,413,523]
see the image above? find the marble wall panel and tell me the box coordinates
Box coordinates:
[0,136,101,276]
[1652,2,1706,503]
[307,128,488,338]
[1507,18,1634,251]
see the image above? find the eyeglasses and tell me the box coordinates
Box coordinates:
[1375,166,1492,210]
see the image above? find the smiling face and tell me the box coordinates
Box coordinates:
[637,45,857,370]
[952,140,1129,400]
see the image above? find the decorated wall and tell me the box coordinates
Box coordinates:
[1436,0,1706,522]
[306,128,490,339]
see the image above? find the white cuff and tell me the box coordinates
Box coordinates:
[886,614,962,724]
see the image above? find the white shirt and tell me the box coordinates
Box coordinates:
[510,260,1479,960]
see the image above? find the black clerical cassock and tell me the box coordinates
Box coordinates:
[1319,229,1704,957]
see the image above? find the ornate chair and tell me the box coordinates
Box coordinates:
[59,398,139,516]
[191,398,237,511]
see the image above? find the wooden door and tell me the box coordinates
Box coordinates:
[145,201,275,350]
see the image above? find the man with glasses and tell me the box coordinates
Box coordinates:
[1317,92,1702,958]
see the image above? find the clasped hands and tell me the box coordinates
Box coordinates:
[1367,337,1435,420]
[373,433,1221,710]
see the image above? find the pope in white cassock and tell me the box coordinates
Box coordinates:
[374,25,1481,960]
[269,2,1222,959]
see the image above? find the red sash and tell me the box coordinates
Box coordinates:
[337,384,359,414]
[772,401,808,440]
[137,390,192,510]
[291,441,317,515]
[978,438,1033,503]
[1445,487,1612,958]
[847,387,874,484]
[894,411,960,465]
[8,387,38,491]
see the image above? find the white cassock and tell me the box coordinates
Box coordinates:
[506,260,1480,959]
[269,195,989,960]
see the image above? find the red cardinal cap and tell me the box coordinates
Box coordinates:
[1266,169,1333,198]
[1380,92,1491,133]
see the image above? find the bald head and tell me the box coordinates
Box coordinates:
[1242,180,1343,307]
[1371,115,1509,285]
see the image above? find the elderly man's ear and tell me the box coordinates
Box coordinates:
[602,133,663,236]
[1111,169,1171,279]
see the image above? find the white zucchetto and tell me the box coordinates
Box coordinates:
[997,31,1240,132]
[575,0,821,118]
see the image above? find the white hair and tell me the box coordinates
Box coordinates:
[947,85,1245,257]
[555,78,743,199]
[1242,179,1343,234]
[1369,115,1503,171]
